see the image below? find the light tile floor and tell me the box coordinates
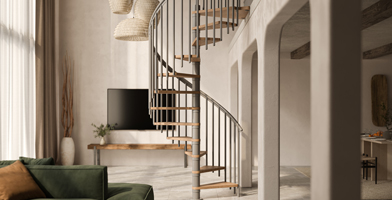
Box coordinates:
[108,166,310,200]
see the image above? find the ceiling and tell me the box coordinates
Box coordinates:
[280,0,392,53]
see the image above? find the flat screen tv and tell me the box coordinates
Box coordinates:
[107,89,175,130]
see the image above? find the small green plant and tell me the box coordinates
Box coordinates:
[381,103,392,131]
[91,123,117,138]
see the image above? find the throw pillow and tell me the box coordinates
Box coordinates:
[19,156,55,165]
[0,160,24,165]
[0,160,46,200]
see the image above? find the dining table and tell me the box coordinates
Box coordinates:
[361,136,392,181]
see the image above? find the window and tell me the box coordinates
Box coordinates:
[0,0,36,160]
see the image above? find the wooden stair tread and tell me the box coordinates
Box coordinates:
[193,6,250,19]
[151,107,200,110]
[197,165,226,173]
[158,73,200,78]
[185,151,207,158]
[154,90,200,94]
[193,181,239,190]
[192,37,221,46]
[167,137,200,142]
[192,21,237,30]
[154,122,200,126]
[175,55,200,62]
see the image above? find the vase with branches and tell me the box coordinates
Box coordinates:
[60,51,75,166]
[91,123,117,145]
[61,51,74,137]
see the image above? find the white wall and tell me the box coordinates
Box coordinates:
[279,52,311,166]
[57,0,240,166]
[362,54,392,133]
[278,52,392,167]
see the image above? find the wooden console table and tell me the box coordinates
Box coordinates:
[87,144,192,167]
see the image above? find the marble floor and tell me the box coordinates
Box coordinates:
[108,166,310,200]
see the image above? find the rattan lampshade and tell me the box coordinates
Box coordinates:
[134,0,159,22]
[114,18,149,41]
[108,0,133,14]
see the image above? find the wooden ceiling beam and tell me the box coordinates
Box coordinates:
[362,0,392,30]
[290,0,392,59]
[290,42,310,59]
[363,43,392,59]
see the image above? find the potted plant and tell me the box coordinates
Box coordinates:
[381,103,392,139]
[91,123,117,145]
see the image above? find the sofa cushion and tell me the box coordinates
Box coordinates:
[20,157,55,165]
[0,159,24,165]
[107,183,154,200]
[25,165,108,200]
[0,161,46,200]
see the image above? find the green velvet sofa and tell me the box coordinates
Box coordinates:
[0,165,154,200]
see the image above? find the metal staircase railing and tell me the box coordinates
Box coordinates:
[147,0,249,199]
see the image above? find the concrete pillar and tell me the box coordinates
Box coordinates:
[255,1,308,199]
[310,0,361,199]
[258,41,280,200]
[238,52,254,187]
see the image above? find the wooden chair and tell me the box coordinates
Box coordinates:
[362,154,377,184]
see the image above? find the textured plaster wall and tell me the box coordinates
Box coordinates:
[57,0,239,166]
[362,55,392,132]
[57,0,179,165]
[279,52,311,166]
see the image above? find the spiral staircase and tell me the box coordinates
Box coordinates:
[147,0,250,199]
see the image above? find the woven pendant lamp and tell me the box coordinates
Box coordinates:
[114,18,149,41]
[134,0,160,23]
[108,0,133,14]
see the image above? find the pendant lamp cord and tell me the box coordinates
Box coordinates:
[131,0,137,18]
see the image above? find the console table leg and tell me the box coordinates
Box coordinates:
[94,146,97,165]
[97,149,101,166]
[184,150,188,168]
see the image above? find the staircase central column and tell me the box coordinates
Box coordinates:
[192,4,201,200]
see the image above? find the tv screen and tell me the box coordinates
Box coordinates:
[107,89,175,130]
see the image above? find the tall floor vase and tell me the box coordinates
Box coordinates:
[61,137,75,165]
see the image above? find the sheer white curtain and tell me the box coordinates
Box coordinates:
[0,0,36,160]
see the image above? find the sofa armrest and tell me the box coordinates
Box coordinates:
[108,183,154,200]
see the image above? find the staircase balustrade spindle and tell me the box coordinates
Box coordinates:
[236,0,239,27]
[166,1,169,137]
[181,0,184,67]
[213,0,216,45]
[206,98,208,166]
[224,113,227,182]
[218,108,221,177]
[189,0,191,63]
[220,0,222,40]
[206,0,208,50]
[212,102,215,169]
[160,5,163,132]
[232,0,234,30]
[227,0,229,34]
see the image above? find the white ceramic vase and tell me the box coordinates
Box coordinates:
[61,137,75,165]
[100,137,106,145]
